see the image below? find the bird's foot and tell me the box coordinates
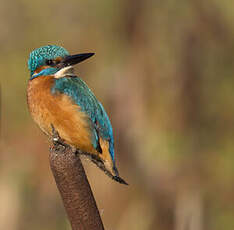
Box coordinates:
[50,124,69,154]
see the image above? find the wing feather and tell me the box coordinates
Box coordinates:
[51,76,115,160]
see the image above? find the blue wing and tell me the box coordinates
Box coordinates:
[51,76,115,161]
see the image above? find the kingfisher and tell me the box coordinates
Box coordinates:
[27,45,127,185]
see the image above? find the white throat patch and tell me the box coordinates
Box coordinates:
[54,66,75,78]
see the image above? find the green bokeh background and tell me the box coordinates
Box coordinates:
[1,0,234,229]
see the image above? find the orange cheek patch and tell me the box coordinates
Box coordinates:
[55,57,62,63]
[34,65,50,74]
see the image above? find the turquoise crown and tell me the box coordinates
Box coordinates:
[28,45,69,76]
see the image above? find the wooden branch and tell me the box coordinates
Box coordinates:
[49,131,104,230]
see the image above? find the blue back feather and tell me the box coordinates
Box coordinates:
[51,77,115,161]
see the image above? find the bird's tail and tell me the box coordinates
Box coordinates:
[80,152,128,185]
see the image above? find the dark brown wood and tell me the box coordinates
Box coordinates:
[49,140,104,230]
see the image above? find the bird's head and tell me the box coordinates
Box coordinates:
[28,45,94,80]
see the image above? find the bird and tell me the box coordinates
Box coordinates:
[27,45,127,185]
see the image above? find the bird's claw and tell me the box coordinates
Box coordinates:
[50,124,69,154]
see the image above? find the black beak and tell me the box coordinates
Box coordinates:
[62,53,94,66]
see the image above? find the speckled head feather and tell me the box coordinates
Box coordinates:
[28,45,69,76]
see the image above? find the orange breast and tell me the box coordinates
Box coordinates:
[27,76,95,153]
[27,76,115,175]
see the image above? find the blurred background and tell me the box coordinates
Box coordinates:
[1,0,234,229]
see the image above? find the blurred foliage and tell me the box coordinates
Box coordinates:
[1,0,234,229]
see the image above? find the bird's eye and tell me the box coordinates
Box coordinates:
[46,59,54,65]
